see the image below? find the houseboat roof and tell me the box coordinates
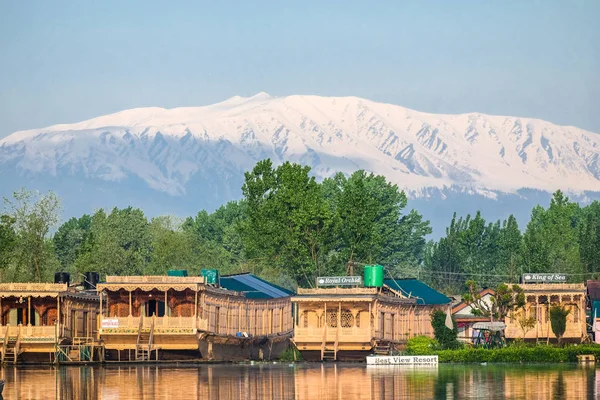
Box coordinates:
[516,283,586,293]
[219,273,294,299]
[383,279,451,305]
[97,275,205,292]
[292,287,417,304]
[0,282,67,298]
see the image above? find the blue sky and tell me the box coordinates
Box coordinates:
[0,1,598,138]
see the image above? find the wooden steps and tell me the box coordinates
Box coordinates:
[2,337,19,364]
[321,342,337,361]
[373,342,391,356]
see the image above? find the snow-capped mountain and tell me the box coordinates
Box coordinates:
[2,93,599,235]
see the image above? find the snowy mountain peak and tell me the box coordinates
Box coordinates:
[1,94,600,203]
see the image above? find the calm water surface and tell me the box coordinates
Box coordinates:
[0,363,597,399]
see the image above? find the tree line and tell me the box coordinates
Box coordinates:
[1,158,599,294]
[423,190,600,293]
[0,159,429,288]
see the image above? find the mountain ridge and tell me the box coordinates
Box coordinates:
[1,93,600,235]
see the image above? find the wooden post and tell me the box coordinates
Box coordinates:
[27,296,31,325]
[194,290,198,318]
[0,296,3,325]
[99,291,103,318]
[57,295,61,336]
[164,290,168,317]
[129,291,132,317]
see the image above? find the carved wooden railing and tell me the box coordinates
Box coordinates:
[2,324,9,363]
[320,321,327,360]
[15,325,22,359]
[148,316,155,351]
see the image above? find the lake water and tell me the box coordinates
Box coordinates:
[0,363,597,399]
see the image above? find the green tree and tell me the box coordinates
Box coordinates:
[0,214,17,279]
[324,171,430,276]
[430,309,460,349]
[74,207,151,276]
[241,159,331,286]
[53,215,92,271]
[522,191,582,275]
[549,305,570,345]
[3,188,61,282]
[578,201,600,274]
[463,280,526,321]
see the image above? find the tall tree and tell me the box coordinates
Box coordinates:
[3,188,62,282]
[522,191,582,275]
[0,214,17,279]
[74,207,151,276]
[53,215,92,271]
[241,160,331,286]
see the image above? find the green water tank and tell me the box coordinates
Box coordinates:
[167,269,188,277]
[201,269,220,285]
[364,264,384,287]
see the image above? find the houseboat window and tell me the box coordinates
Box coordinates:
[29,308,40,326]
[573,305,579,323]
[82,312,89,338]
[146,300,166,317]
[327,311,338,328]
[355,312,360,328]
[302,311,308,328]
[341,310,354,328]
[529,305,537,320]
[9,308,26,325]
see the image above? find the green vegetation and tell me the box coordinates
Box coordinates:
[463,280,525,321]
[422,190,600,293]
[549,305,571,345]
[0,159,430,287]
[279,346,303,362]
[406,336,438,354]
[431,310,461,349]
[410,343,600,363]
[2,160,600,293]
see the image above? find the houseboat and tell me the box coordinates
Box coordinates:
[291,266,450,361]
[0,272,101,364]
[96,271,293,361]
[504,283,587,342]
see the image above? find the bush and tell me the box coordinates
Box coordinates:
[279,346,303,362]
[431,310,461,349]
[406,336,438,355]
[425,344,600,363]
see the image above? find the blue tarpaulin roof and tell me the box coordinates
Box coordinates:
[219,273,294,299]
[384,278,451,305]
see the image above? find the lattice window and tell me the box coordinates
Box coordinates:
[356,312,361,328]
[529,305,537,320]
[303,311,308,328]
[327,311,338,328]
[341,310,354,328]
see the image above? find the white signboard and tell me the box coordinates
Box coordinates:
[522,273,566,283]
[366,355,438,365]
[101,318,119,328]
[317,276,362,286]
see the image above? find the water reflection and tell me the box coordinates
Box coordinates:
[0,363,596,399]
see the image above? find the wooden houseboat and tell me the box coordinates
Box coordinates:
[0,272,101,364]
[292,275,450,361]
[504,283,587,342]
[96,272,293,361]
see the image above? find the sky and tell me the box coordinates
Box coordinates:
[0,1,599,139]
